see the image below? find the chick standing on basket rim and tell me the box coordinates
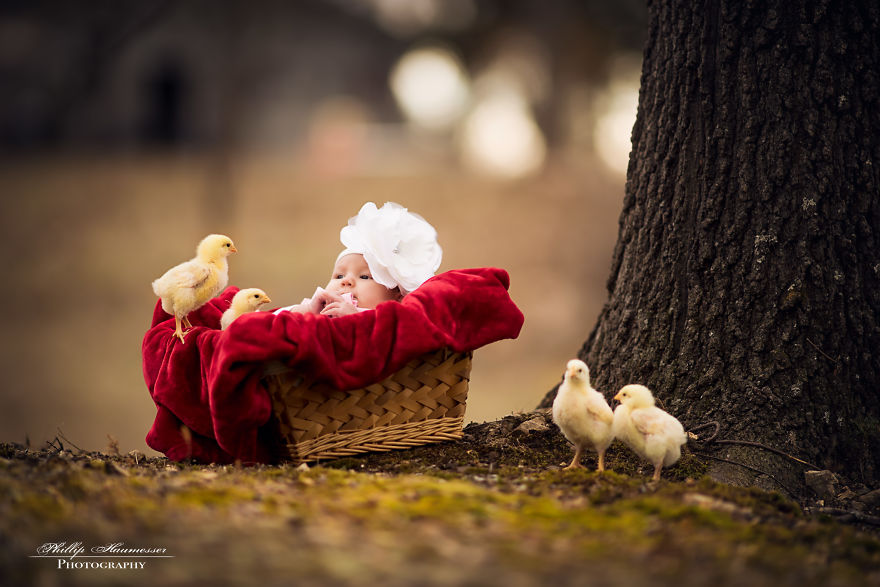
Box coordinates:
[275,202,443,317]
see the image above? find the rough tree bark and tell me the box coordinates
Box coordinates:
[544,0,880,489]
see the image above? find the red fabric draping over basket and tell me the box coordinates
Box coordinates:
[142,268,524,464]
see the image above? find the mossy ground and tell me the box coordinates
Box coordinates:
[2,413,879,586]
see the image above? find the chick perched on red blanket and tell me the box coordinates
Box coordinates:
[151,234,237,343]
[220,288,272,330]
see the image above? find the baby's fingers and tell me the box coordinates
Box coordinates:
[315,290,343,304]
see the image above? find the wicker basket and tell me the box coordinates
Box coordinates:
[263,349,472,464]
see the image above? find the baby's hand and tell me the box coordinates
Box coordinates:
[306,289,338,314]
[320,299,359,317]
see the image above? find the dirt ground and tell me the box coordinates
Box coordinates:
[0,152,623,456]
[3,412,880,586]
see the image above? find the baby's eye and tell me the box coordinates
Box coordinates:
[334,274,344,279]
[359,274,371,280]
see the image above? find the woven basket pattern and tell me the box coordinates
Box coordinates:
[264,349,472,463]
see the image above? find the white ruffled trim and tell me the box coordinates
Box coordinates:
[339,202,442,293]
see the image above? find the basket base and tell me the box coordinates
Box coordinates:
[282,415,465,464]
[266,349,472,463]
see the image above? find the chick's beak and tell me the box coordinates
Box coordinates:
[230,245,238,253]
[264,296,271,303]
[613,392,622,403]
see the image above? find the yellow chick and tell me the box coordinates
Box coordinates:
[552,359,614,471]
[612,384,687,481]
[221,288,272,330]
[152,234,237,343]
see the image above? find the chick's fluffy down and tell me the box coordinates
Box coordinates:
[152,234,235,319]
[612,384,687,479]
[221,288,271,330]
[152,234,236,343]
[154,263,226,317]
[552,359,614,470]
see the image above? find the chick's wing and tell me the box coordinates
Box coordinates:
[157,261,213,292]
[630,408,672,438]
[585,395,614,424]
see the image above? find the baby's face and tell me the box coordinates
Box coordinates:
[326,254,401,309]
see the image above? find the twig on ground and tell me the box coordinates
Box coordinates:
[692,452,796,497]
[56,428,85,454]
[687,420,821,469]
[807,507,880,527]
[710,439,821,470]
[687,421,720,443]
[45,437,64,452]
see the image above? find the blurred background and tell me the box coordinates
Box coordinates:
[0,0,646,455]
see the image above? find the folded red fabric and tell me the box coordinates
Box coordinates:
[142,268,524,464]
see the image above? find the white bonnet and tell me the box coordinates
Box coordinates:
[338,201,442,293]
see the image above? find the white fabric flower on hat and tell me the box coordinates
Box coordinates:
[339,202,442,293]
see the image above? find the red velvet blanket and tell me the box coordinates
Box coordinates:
[142,268,524,464]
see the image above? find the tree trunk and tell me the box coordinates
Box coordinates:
[548,0,880,489]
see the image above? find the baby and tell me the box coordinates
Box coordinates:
[276,201,442,317]
[277,253,402,317]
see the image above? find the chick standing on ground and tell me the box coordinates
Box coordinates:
[552,359,614,471]
[612,384,687,481]
[152,234,237,343]
[221,288,272,330]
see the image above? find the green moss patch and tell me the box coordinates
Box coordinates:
[2,428,879,586]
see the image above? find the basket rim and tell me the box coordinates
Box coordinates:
[262,348,472,390]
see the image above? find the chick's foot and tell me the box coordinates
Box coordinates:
[564,450,584,470]
[173,317,189,344]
